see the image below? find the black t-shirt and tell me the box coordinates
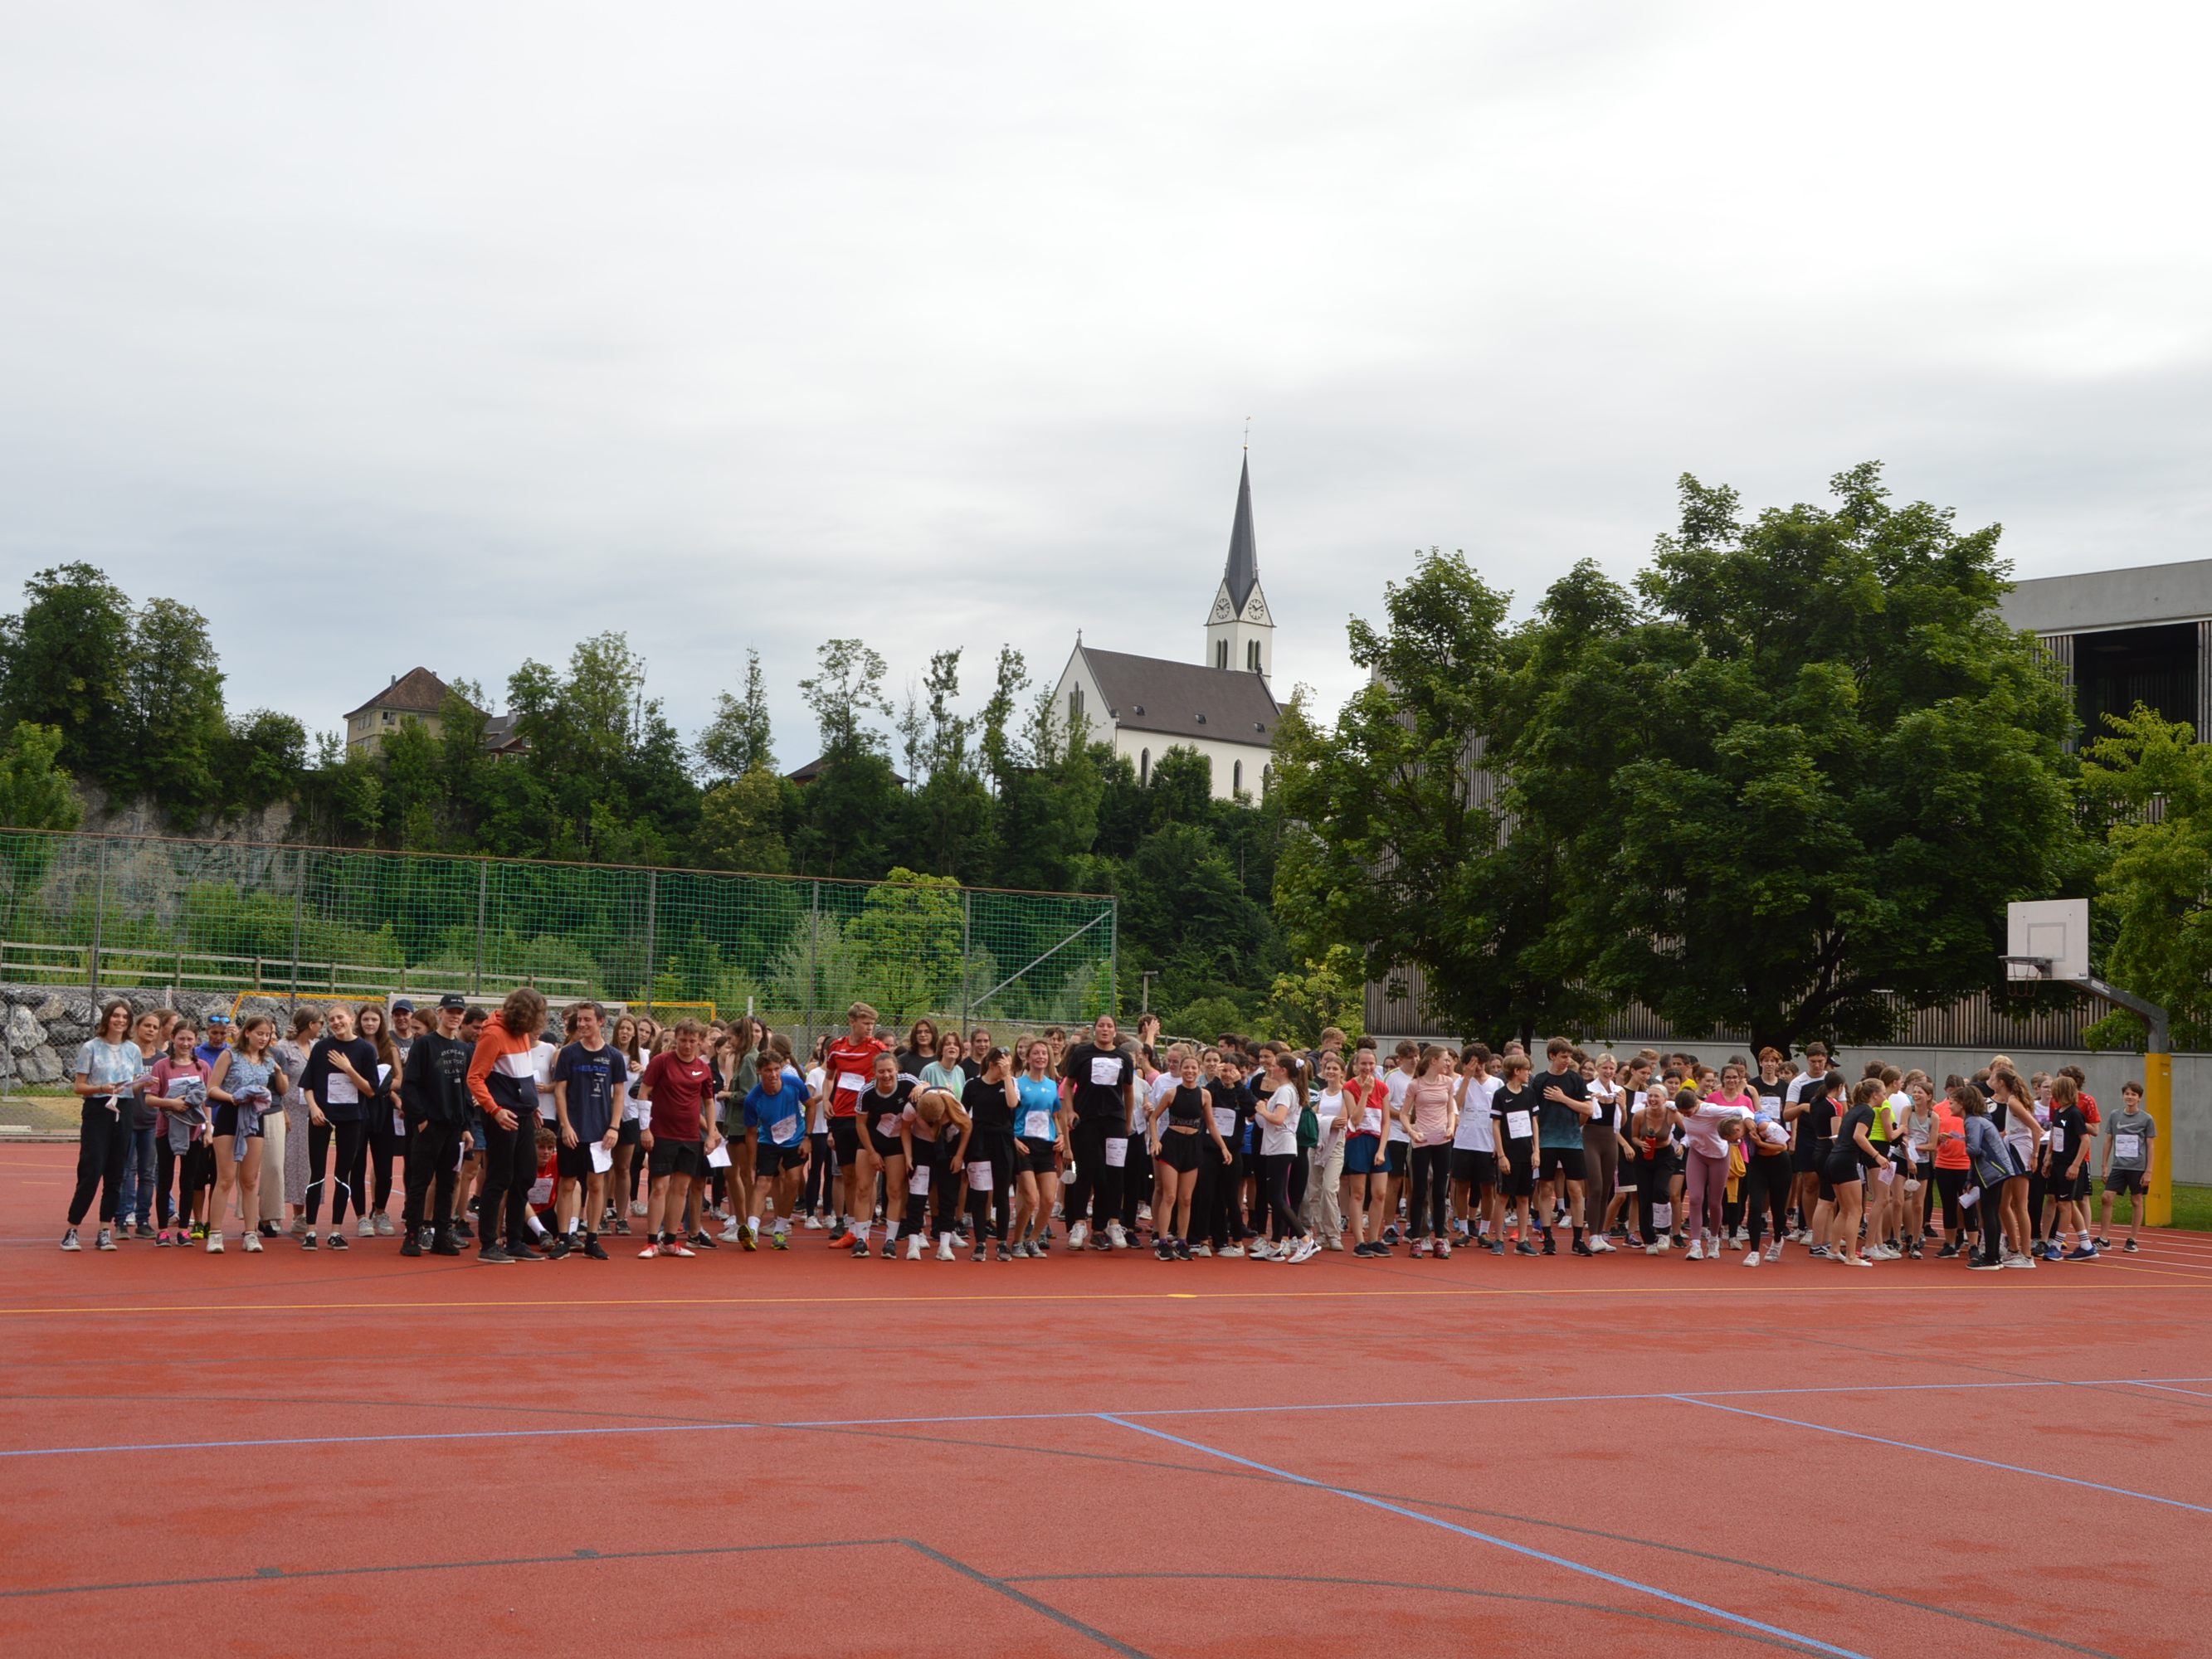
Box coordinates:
[1491,1083,1535,1143]
[402,1030,474,1126]
[553,1041,628,1141]
[1534,1067,1589,1146]
[962,1075,1014,1136]
[896,1048,934,1080]
[861,1078,915,1137]
[305,1036,379,1122]
[2049,1103,2089,1170]
[1833,1103,1878,1170]
[1063,1043,1134,1124]
[1806,1095,1839,1154]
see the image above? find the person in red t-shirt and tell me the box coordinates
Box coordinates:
[821,1002,887,1245]
[636,1019,722,1258]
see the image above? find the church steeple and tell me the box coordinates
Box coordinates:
[1206,452,1274,681]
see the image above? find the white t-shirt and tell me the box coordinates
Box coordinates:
[1453,1075,1500,1152]
[530,1040,561,1121]
[1146,1069,1178,1132]
[1384,1069,1412,1144]
[1315,1087,1345,1141]
[806,1065,829,1134]
[1259,1083,1301,1157]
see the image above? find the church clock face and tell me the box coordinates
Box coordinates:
[1245,595,1270,624]
[1211,592,1234,622]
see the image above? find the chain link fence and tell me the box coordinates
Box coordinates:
[0,830,1117,1047]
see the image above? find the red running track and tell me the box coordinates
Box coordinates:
[2,1141,2210,1658]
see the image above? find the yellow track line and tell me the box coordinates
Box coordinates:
[0,1278,2203,1318]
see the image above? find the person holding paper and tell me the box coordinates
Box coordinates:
[849,1049,917,1259]
[550,1001,626,1261]
[1337,1045,1391,1258]
[400,994,474,1258]
[742,1036,810,1250]
[1060,1014,1138,1252]
[2098,1081,2153,1253]
[465,988,553,1265]
[634,1019,720,1259]
[823,1003,889,1249]
[1492,1055,1541,1257]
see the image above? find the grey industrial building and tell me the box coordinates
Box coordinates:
[2000,557,2212,743]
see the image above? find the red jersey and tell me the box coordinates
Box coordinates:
[641,1053,714,1141]
[2079,1092,2100,1128]
[824,1035,889,1119]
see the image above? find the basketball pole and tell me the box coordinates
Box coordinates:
[2065,975,2171,1229]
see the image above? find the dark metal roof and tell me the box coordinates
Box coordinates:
[1223,453,1259,612]
[787,753,909,787]
[1078,646,1279,745]
[345,666,460,719]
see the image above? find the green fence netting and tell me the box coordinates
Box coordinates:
[0,831,1117,1044]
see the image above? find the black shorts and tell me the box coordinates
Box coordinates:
[1450,1148,1497,1189]
[2104,1168,2146,1194]
[555,1141,599,1180]
[616,1117,641,1148]
[1538,1145,1585,1184]
[1157,1130,1202,1174]
[829,1118,860,1163]
[1822,1155,1864,1190]
[649,1138,706,1180]
[1018,1136,1060,1176]
[1499,1140,1536,1199]
[866,1126,907,1160]
[2068,1168,2093,1202]
[212,1104,261,1140]
[1791,1137,1821,1175]
[756,1141,805,1178]
[1385,1141,1408,1176]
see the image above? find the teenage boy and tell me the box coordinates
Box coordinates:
[2044,1081,2096,1261]
[1449,1045,1498,1248]
[1060,1014,1138,1251]
[1785,1042,1832,1241]
[1535,1037,1595,1255]
[550,1001,626,1261]
[399,993,473,1258]
[743,1039,810,1250]
[636,1019,720,1258]
[1491,1055,1538,1256]
[2098,1082,2155,1253]
[465,988,552,1265]
[823,1003,888,1246]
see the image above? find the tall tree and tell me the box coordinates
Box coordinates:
[695,648,774,780]
[121,596,228,812]
[0,722,84,830]
[1513,465,2078,1051]
[0,563,135,788]
[799,638,891,761]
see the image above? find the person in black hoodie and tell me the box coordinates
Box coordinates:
[400,993,474,1257]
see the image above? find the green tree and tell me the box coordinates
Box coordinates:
[799,638,891,761]
[845,867,966,1028]
[696,768,792,873]
[1264,945,1368,1047]
[1511,465,2078,1051]
[697,648,775,780]
[508,632,695,862]
[120,596,228,811]
[218,709,308,810]
[0,563,135,787]
[0,722,84,830]
[2078,705,2212,1047]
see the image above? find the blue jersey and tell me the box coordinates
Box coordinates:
[743,1072,809,1147]
[1014,1073,1060,1142]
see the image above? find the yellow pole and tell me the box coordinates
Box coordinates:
[2145,1049,2173,1228]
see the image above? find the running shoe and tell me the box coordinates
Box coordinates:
[2124,1238,2139,1253]
[1154,1241,1176,1262]
[1107,1220,1129,1250]
[663,1239,696,1258]
[719,1223,745,1244]
[850,1239,870,1258]
[480,1245,514,1264]
[740,1228,758,1253]
[1250,1241,1279,1261]
[1174,1240,1193,1262]
[767,1230,789,1253]
[2063,1245,2098,1261]
[996,1242,1012,1261]
[584,1236,611,1259]
[937,1235,957,1262]
[1289,1238,1320,1264]
[1382,1225,1401,1244]
[1489,1240,1504,1257]
[1968,1258,2005,1270]
[1067,1220,1089,1250]
[327,1233,349,1252]
[1433,1241,1450,1261]
[1323,1237,1344,1251]
[133,1222,154,1240]
[1588,1237,1615,1253]
[203,1229,225,1253]
[830,1228,857,1248]
[1571,1239,1594,1258]
[1686,1240,1704,1261]
[300,1232,318,1251]
[1936,1242,1958,1258]
[374,1213,396,1237]
[1410,1239,1428,1258]
[1513,1241,1539,1258]
[242,1231,263,1253]
[2094,1236,2112,1250]
[156,1228,175,1247]
[637,1241,660,1259]
[1540,1233,1557,1257]
[1090,1233,1113,1252]
[1187,1243,1211,1258]
[1744,1250,1761,1267]
[1217,1243,1244,1258]
[1764,1242,1782,1262]
[2003,1253,2034,1268]
[802,1214,823,1229]
[881,1238,899,1258]
[546,1236,572,1260]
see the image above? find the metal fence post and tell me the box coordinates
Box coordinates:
[473,861,489,995]
[806,881,819,1048]
[288,851,305,1015]
[641,869,659,1009]
[88,838,108,1003]
[961,888,972,1034]
[1107,898,1118,1017]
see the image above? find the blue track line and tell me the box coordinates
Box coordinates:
[6,1374,2209,1462]
[1097,1414,1869,1659]
[1670,1396,2212,1515]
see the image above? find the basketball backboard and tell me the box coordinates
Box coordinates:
[2006,898,2088,982]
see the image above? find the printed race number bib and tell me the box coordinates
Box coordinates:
[877,1114,905,1136]
[836,1072,868,1096]
[967,1161,994,1192]
[770,1115,800,1145]
[1504,1110,1532,1141]
[908,1164,931,1195]
[1211,1107,1237,1136]
[1104,1137,1128,1168]
[1024,1107,1054,1139]
[1651,1201,1674,1229]
[1089,1056,1122,1087]
[2116,1132,2142,1162]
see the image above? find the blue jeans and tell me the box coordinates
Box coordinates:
[118,1123,159,1226]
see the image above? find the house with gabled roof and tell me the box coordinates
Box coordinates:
[344,668,525,758]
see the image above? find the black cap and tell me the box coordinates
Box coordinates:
[439,992,468,1011]
[391,998,415,1014]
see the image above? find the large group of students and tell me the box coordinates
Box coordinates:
[56,994,2160,1269]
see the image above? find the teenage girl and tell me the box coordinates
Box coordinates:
[1338,1046,1391,1256]
[1011,1039,1064,1258]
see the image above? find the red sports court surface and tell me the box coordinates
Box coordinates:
[3,1141,2210,1659]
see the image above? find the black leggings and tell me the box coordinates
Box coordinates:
[304,1119,368,1227]
[1064,1117,1127,1233]
[1255,1152,1299,1243]
[1744,1154,1792,1248]
[353,1107,401,1213]
[966,1134,1015,1242]
[68,1097,131,1227]
[1932,1166,1966,1234]
[801,1131,836,1215]
[1407,1144,1451,1239]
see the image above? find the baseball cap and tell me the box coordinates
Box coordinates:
[391,998,415,1014]
[439,993,468,1011]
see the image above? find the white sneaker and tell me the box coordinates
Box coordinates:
[719,1223,743,1243]
[357,1216,375,1238]
[1068,1220,1089,1251]
[1217,1243,1244,1258]
[1290,1238,1320,1264]
[1686,1240,1703,1261]
[1764,1242,1783,1262]
[1732,1227,1749,1244]
[1725,1236,1742,1252]
[1743,1250,1761,1267]
[904,1234,923,1261]
[1323,1237,1344,1251]
[936,1235,956,1262]
[1589,1236,1615,1253]
[802,1214,822,1230]
[1107,1220,1128,1250]
[242,1230,263,1253]
[206,1232,224,1253]
[1189,1243,1213,1257]
[1250,1241,1278,1261]
[1644,1242,1663,1256]
[630,1199,648,1217]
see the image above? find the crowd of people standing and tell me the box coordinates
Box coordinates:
[56,996,2160,1269]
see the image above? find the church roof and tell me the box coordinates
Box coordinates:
[1077,645,1279,746]
[1223,453,1260,613]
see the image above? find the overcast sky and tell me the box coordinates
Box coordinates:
[3,1,2207,766]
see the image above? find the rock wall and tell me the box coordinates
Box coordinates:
[0,985,297,1088]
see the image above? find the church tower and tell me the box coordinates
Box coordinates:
[1205,454,1274,682]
